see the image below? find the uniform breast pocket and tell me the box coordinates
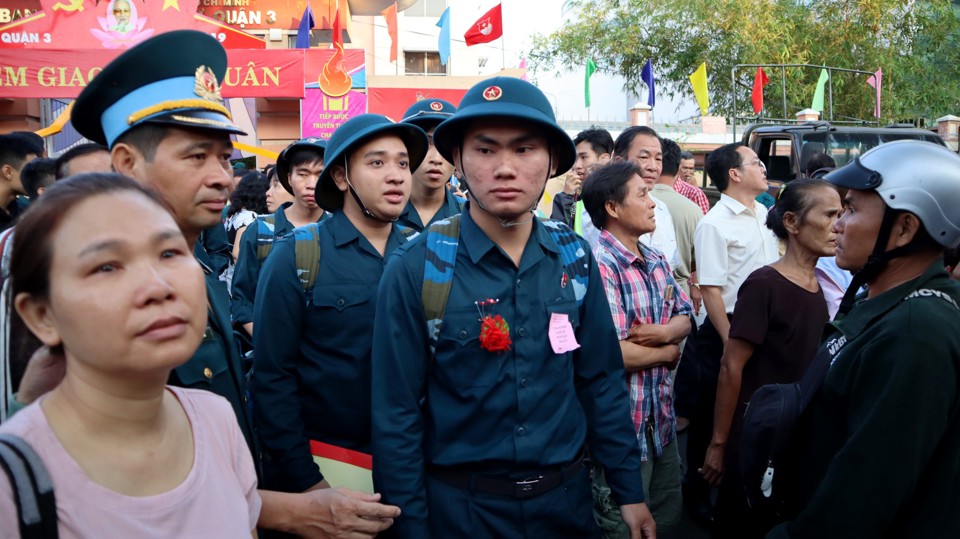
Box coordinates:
[311,283,373,312]
[435,306,500,388]
[174,328,229,389]
[545,298,580,380]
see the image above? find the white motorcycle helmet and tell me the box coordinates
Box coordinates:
[825,139,960,248]
[825,140,960,315]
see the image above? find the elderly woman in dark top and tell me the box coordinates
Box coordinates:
[699,178,842,538]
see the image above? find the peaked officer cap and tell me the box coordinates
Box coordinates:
[73,30,246,148]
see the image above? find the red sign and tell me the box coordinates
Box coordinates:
[0,48,316,98]
[0,1,41,24]
[0,0,263,50]
[367,87,467,123]
[196,0,346,31]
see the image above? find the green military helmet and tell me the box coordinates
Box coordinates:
[316,114,428,212]
[400,99,457,130]
[276,138,327,195]
[72,30,246,148]
[432,77,575,175]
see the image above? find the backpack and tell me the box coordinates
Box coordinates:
[0,434,58,539]
[288,222,419,293]
[739,287,960,515]
[254,214,279,265]
[739,336,835,515]
[421,215,590,354]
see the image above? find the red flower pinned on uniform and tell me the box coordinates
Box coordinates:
[476,298,512,353]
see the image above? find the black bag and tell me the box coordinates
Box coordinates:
[0,433,58,539]
[739,335,839,514]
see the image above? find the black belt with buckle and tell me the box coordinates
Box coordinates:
[429,454,585,500]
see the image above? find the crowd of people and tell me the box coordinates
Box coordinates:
[0,30,959,539]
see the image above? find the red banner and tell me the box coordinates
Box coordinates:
[0,1,40,24]
[0,48,311,98]
[197,0,346,31]
[367,87,467,122]
[0,0,263,50]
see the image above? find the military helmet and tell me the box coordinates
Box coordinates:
[433,77,575,175]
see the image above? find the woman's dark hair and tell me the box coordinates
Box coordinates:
[6,173,166,374]
[581,161,642,230]
[227,171,269,217]
[766,178,832,240]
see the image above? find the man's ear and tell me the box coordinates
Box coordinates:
[548,148,562,178]
[0,163,13,182]
[452,146,465,179]
[604,199,620,222]
[598,153,612,164]
[330,163,349,194]
[14,293,62,349]
[728,166,742,185]
[891,212,923,248]
[111,143,142,178]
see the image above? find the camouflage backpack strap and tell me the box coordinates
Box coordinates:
[291,223,322,292]
[540,218,589,307]
[422,215,461,355]
[255,214,278,264]
[398,225,421,240]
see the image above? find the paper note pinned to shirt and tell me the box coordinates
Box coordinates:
[549,312,581,354]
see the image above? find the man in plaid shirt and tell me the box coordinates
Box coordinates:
[675,151,711,214]
[582,160,693,537]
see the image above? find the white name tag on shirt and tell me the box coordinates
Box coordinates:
[549,312,581,354]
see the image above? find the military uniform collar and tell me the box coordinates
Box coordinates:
[460,206,560,265]
[836,258,954,338]
[331,211,363,248]
[399,188,462,228]
[330,210,408,251]
[275,201,294,225]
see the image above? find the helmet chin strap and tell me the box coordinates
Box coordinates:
[459,143,552,229]
[343,159,398,224]
[836,205,925,317]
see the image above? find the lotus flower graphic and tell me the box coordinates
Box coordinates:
[90,0,154,49]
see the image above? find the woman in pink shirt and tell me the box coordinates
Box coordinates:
[0,173,260,538]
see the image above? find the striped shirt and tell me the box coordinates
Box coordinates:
[594,230,693,460]
[673,178,711,215]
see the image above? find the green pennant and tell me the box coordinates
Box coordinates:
[811,68,829,112]
[585,58,597,108]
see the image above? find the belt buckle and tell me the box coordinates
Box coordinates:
[515,475,543,499]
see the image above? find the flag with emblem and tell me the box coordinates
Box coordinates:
[464,3,503,46]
